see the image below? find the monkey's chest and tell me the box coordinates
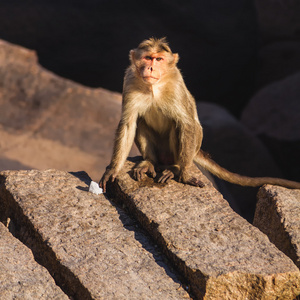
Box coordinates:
[143,107,171,134]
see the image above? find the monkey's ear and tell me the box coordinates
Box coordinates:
[129,49,136,63]
[173,53,179,65]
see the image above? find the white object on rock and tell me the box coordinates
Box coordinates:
[89,181,103,195]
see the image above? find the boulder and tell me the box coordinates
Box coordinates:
[254,0,300,100]
[255,41,300,89]
[107,158,300,299]
[254,185,300,269]
[241,72,300,181]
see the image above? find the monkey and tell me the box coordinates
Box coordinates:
[99,37,300,193]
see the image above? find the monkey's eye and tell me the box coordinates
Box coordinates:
[144,56,152,61]
[155,57,163,61]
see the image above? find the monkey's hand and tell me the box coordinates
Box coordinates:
[158,169,175,183]
[99,168,118,193]
[179,170,205,188]
[133,160,156,181]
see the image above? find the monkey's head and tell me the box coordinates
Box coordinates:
[130,37,179,85]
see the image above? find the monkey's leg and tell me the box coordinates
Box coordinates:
[134,120,157,181]
[175,123,205,188]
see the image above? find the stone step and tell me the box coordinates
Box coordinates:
[0,169,189,300]
[106,158,300,299]
[0,222,68,299]
[254,185,300,269]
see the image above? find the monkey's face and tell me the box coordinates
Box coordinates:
[130,49,178,85]
[138,53,168,85]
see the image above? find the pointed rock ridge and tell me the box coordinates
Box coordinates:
[254,185,300,269]
[0,169,189,299]
[106,158,300,299]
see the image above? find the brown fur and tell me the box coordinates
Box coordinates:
[99,38,300,192]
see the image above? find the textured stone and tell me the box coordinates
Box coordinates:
[107,158,300,299]
[254,185,300,269]
[0,222,67,299]
[0,169,189,299]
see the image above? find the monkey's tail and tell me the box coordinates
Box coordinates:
[194,150,300,189]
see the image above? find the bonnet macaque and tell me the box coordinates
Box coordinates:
[100,37,300,192]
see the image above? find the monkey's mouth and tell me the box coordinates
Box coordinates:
[143,76,159,81]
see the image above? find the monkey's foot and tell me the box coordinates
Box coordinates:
[133,161,156,181]
[186,177,205,188]
[157,169,174,183]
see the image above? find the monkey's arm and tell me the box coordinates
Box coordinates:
[99,111,138,192]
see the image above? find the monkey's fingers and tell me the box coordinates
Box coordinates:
[147,165,157,178]
[158,170,174,183]
[99,171,117,193]
[99,179,107,193]
[133,167,147,181]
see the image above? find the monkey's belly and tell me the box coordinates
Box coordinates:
[154,136,175,165]
[158,152,174,165]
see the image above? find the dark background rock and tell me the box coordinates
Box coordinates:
[255,41,300,89]
[197,102,282,221]
[0,0,258,117]
[241,72,300,182]
[254,0,300,88]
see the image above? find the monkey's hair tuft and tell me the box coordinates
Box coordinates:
[137,37,172,53]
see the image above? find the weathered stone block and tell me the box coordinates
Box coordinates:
[0,222,68,299]
[0,169,189,299]
[254,185,300,269]
[107,159,300,299]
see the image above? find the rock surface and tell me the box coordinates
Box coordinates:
[0,169,189,299]
[0,39,138,181]
[107,158,300,299]
[0,222,67,299]
[254,185,300,269]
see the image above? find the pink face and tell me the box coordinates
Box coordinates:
[139,53,167,84]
